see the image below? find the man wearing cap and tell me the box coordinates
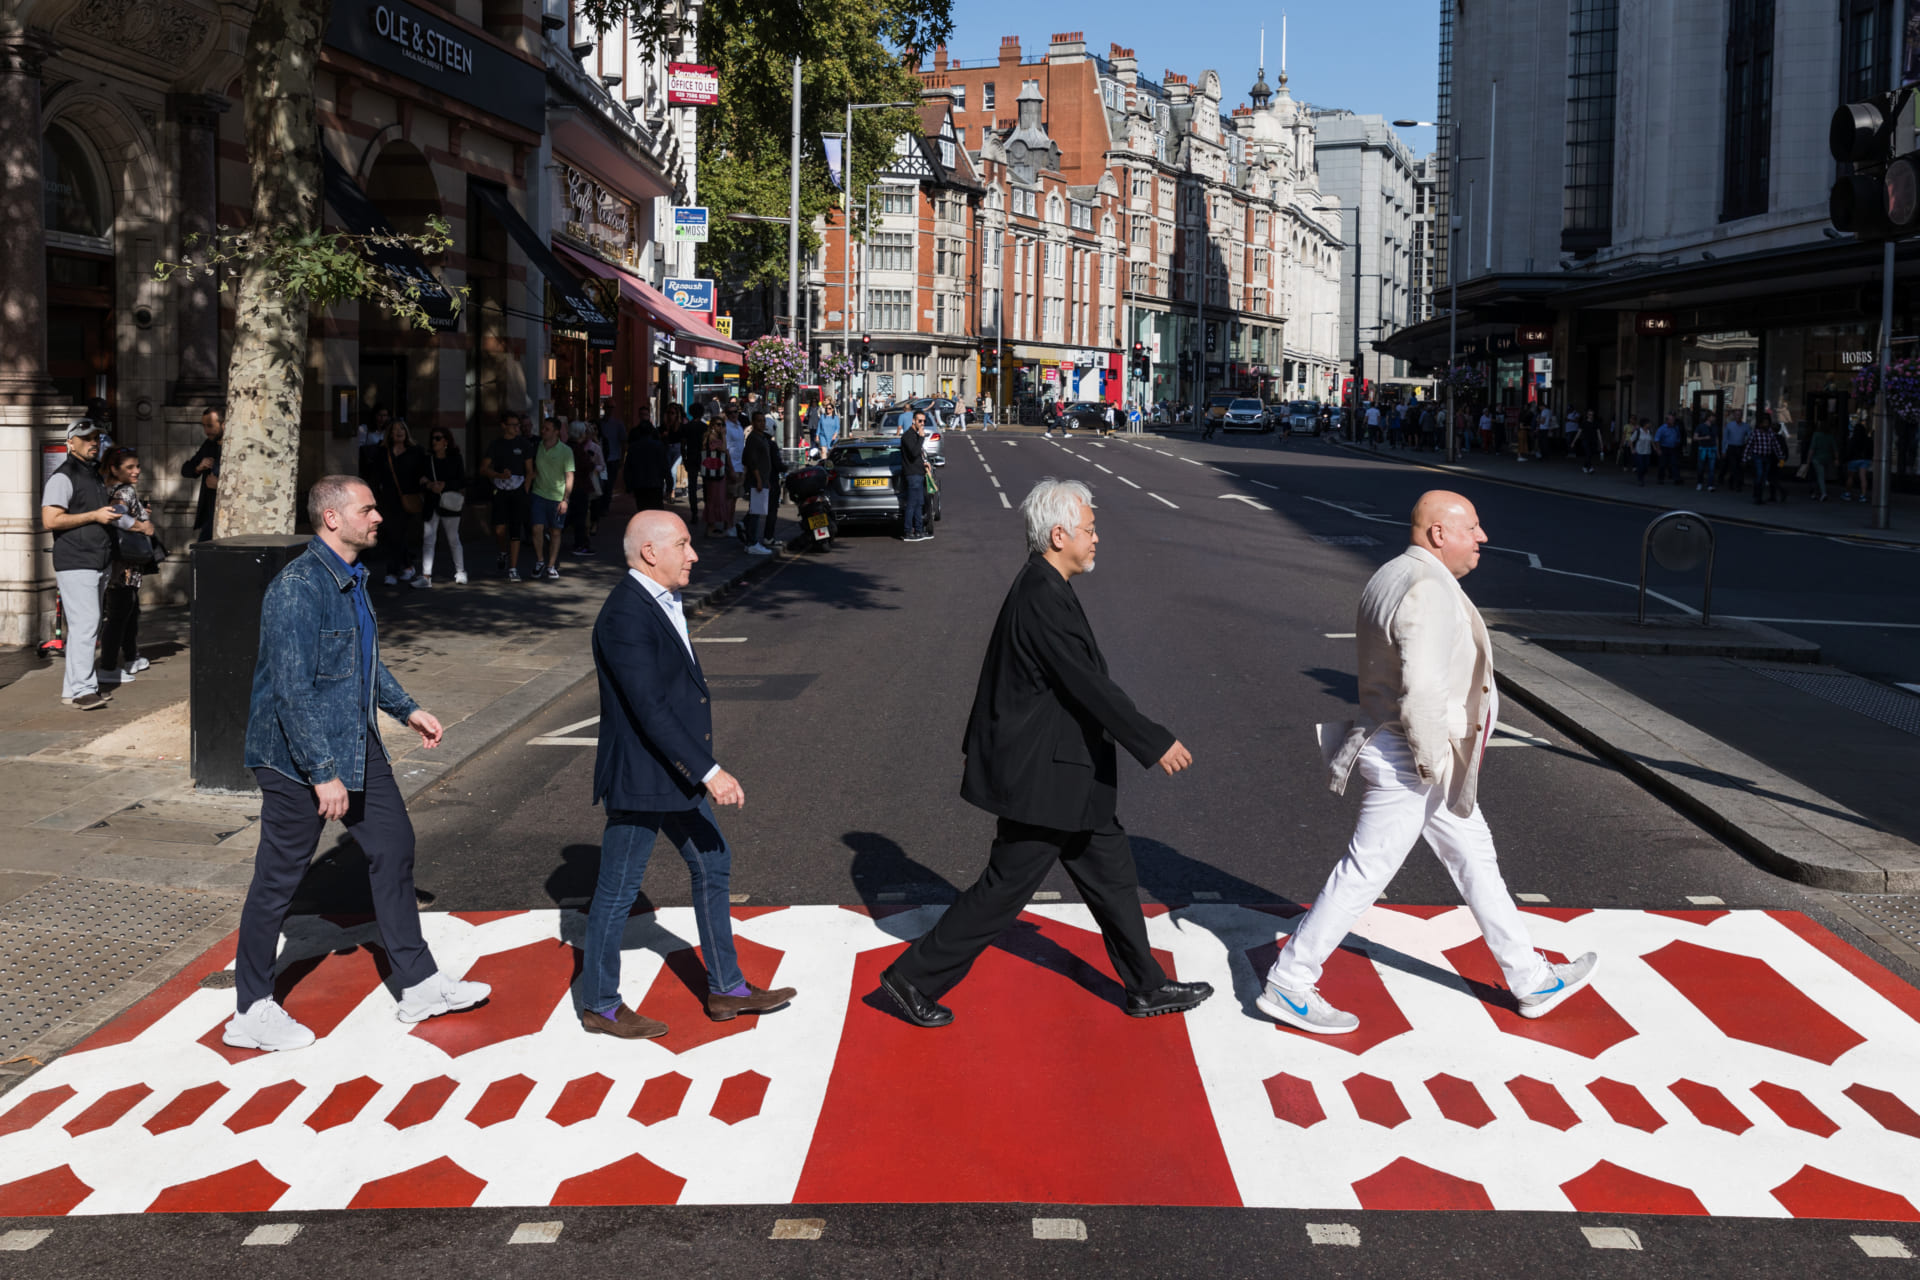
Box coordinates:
[42,420,140,711]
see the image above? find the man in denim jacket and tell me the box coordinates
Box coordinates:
[227,475,489,1052]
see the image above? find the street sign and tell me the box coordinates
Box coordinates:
[667,62,719,106]
[663,277,715,314]
[672,206,709,242]
[714,315,733,338]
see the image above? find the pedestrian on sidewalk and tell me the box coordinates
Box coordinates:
[1747,412,1784,503]
[741,412,777,556]
[584,419,613,532]
[724,407,748,537]
[1807,420,1837,500]
[1477,407,1493,454]
[816,398,841,457]
[1654,414,1681,484]
[225,475,489,1052]
[624,419,671,512]
[700,415,735,537]
[878,478,1213,1029]
[361,420,426,585]
[182,407,223,541]
[98,447,158,684]
[41,420,126,711]
[1844,419,1875,503]
[1575,410,1601,474]
[680,405,706,529]
[579,509,798,1040]
[1259,491,1599,1036]
[530,417,575,580]
[418,427,468,586]
[564,421,601,557]
[1720,412,1749,491]
[1692,411,1720,493]
[900,410,931,541]
[482,411,534,581]
[1631,419,1655,485]
[597,399,626,494]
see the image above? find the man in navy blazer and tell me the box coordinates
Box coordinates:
[580,510,796,1038]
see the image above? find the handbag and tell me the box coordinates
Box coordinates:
[388,447,423,514]
[430,456,466,514]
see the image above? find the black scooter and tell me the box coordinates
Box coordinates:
[786,465,835,549]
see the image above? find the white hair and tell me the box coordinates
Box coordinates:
[1021,477,1092,553]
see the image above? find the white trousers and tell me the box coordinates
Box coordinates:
[55,568,106,699]
[421,512,465,578]
[1268,730,1550,994]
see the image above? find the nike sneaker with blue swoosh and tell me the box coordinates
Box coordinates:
[1515,952,1599,1019]
[1255,981,1360,1034]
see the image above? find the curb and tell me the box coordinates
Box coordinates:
[1491,632,1920,893]
[1326,437,1920,548]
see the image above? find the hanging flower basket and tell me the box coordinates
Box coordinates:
[1853,356,1920,422]
[816,350,856,390]
[744,335,808,399]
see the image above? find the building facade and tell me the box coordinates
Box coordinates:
[1311,110,1422,390]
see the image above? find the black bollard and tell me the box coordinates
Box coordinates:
[190,535,309,792]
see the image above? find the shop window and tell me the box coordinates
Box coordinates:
[1563,0,1618,252]
[1722,0,1774,221]
[43,123,111,244]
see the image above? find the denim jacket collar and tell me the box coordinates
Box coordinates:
[308,536,366,591]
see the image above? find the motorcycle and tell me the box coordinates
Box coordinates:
[785,465,835,549]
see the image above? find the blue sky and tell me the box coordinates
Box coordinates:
[934,0,1444,156]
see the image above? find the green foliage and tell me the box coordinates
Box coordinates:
[154,217,467,332]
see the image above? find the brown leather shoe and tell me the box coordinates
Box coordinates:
[706,983,797,1022]
[581,1005,668,1039]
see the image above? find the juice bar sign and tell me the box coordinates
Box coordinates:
[371,4,475,75]
[327,0,544,134]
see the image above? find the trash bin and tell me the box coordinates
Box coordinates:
[190,534,309,792]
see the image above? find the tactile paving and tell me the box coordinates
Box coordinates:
[1842,895,1920,950]
[1743,665,1920,737]
[0,879,232,942]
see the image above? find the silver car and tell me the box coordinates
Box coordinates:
[1222,397,1268,432]
[823,436,943,529]
[872,408,946,466]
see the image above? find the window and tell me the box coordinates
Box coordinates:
[902,354,927,372]
[983,82,995,110]
[1100,253,1115,288]
[935,293,949,333]
[1044,297,1064,340]
[1045,241,1064,279]
[1132,214,1151,245]
[1252,247,1269,274]
[1130,261,1151,293]
[1132,171,1149,199]
[1157,221,1174,254]
[1099,304,1115,346]
[1071,203,1092,230]
[936,237,963,276]
[1563,0,1619,251]
[870,232,913,272]
[1047,194,1064,224]
[871,288,913,330]
[1013,187,1037,217]
[952,84,966,109]
[1723,0,1774,220]
[42,124,111,241]
[880,188,916,215]
[1843,1,1892,101]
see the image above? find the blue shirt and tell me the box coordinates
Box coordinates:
[311,536,375,713]
[816,414,839,451]
[1654,423,1679,448]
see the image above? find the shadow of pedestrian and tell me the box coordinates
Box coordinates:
[845,830,956,910]
[1300,666,1360,705]
[1130,834,1294,907]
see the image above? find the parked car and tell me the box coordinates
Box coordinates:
[871,408,945,466]
[1059,403,1112,433]
[823,436,942,530]
[1222,397,1269,432]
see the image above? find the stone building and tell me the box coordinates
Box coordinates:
[1311,110,1423,391]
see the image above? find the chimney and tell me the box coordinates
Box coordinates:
[1108,44,1138,86]
[1164,72,1191,106]
[1048,30,1086,62]
[998,35,1021,67]
[934,44,948,72]
[1016,79,1045,131]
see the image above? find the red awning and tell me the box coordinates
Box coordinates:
[553,243,744,359]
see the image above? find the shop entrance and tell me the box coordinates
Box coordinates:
[359,355,408,423]
[1690,388,1725,433]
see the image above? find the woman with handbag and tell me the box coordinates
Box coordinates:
[360,419,427,584]
[99,447,160,683]
[701,415,734,538]
[418,428,469,586]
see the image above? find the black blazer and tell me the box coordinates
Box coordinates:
[960,554,1175,831]
[592,573,717,812]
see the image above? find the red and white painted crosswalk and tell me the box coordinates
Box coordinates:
[1,904,1917,1219]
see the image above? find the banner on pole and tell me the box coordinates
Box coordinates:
[821,134,845,190]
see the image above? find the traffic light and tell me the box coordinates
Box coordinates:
[1830,90,1920,239]
[860,334,872,371]
[1130,341,1148,379]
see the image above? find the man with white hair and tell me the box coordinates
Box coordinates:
[1258,490,1598,1034]
[879,478,1212,1027]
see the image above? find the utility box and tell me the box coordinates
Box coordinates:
[190,535,308,792]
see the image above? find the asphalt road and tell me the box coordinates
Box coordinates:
[12,429,1917,1279]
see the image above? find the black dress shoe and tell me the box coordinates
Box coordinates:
[880,967,953,1028]
[1126,979,1214,1018]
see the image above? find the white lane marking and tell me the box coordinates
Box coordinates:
[1581,1227,1641,1252]
[1487,723,1555,749]
[1002,441,1019,446]
[1306,1223,1361,1247]
[242,1224,302,1247]
[1095,464,1113,474]
[980,464,992,475]
[529,715,599,746]
[1181,457,1203,466]
[1118,476,1141,489]
[1899,683,1920,695]
[1527,552,1543,569]
[1212,466,1238,475]
[1155,449,1175,457]
[999,491,1012,508]
[1324,632,1356,639]
[0,1230,54,1252]
[509,1222,564,1245]
[991,476,1002,488]
[1089,442,1106,449]
[1516,892,1551,903]
[1032,1218,1088,1242]
[1724,616,1920,630]
[1687,895,1726,906]
[1303,495,1400,526]
[1149,492,1179,509]
[728,893,751,903]
[1220,494,1272,512]
[1854,1236,1914,1259]
[1032,890,1063,901]
[1251,479,1279,490]
[771,1219,826,1240]
[695,637,747,644]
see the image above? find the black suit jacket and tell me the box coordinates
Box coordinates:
[592,573,716,811]
[960,554,1175,831]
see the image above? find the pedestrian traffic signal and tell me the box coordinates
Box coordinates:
[1829,90,1920,239]
[861,334,873,371]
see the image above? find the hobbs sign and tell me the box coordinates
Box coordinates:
[370,3,475,75]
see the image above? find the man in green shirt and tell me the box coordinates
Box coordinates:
[530,416,575,580]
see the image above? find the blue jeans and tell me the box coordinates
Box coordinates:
[903,474,927,536]
[582,799,743,1009]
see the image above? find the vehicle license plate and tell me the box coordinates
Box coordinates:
[854,477,889,488]
[807,512,829,531]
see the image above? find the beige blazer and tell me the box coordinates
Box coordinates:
[1319,544,1498,818]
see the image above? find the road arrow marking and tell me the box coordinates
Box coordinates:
[1149,492,1179,509]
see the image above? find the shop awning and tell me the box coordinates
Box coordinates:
[322,150,459,330]
[553,243,743,362]
[469,182,616,348]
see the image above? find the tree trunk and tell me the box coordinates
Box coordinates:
[216,0,329,536]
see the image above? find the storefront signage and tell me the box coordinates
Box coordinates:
[672,206,710,242]
[663,277,715,314]
[1842,349,1875,365]
[1515,325,1553,351]
[558,159,640,269]
[1636,311,1677,336]
[714,315,733,338]
[327,0,544,133]
[667,62,720,106]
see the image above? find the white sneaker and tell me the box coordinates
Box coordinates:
[1256,980,1360,1035]
[399,567,416,581]
[383,574,399,586]
[112,668,134,684]
[545,565,559,580]
[1515,952,1600,1019]
[411,576,432,589]
[745,544,773,556]
[395,970,492,1024]
[222,997,317,1052]
[453,572,468,585]
[127,656,151,673]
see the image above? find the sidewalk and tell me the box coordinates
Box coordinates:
[1328,436,1920,546]
[0,497,794,1088]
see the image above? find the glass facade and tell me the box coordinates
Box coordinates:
[1436,0,1452,289]
[1723,0,1774,221]
[1563,0,1619,253]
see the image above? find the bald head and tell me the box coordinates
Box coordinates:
[625,509,698,590]
[1409,490,1486,579]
